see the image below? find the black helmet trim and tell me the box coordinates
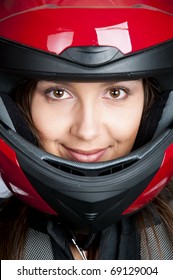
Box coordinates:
[0,38,173,90]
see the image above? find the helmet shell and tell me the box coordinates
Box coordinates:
[0,0,173,234]
[0,0,173,55]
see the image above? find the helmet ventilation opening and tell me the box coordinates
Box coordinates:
[44,158,138,177]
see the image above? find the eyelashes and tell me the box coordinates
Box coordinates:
[103,86,130,101]
[43,85,130,102]
[44,87,72,100]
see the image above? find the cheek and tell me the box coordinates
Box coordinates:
[30,98,67,140]
[109,105,144,143]
[33,116,68,141]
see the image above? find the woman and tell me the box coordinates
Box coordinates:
[0,0,173,259]
[18,79,145,160]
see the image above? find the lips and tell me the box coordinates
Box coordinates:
[64,147,107,162]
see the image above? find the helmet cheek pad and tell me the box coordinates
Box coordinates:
[133,91,170,150]
[0,91,36,144]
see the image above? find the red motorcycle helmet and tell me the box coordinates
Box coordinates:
[0,0,173,234]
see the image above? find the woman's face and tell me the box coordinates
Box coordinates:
[30,80,144,162]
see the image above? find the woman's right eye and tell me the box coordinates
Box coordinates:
[45,88,72,100]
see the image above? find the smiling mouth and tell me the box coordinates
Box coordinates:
[63,147,107,162]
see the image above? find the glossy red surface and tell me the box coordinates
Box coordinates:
[0,3,173,55]
[0,139,56,214]
[123,143,173,215]
[0,0,173,14]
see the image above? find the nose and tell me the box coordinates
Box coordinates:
[70,102,100,141]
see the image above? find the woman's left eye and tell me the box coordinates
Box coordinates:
[46,88,71,100]
[104,87,128,100]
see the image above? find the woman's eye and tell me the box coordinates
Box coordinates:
[105,88,128,100]
[46,88,71,100]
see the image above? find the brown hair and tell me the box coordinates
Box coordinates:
[0,78,173,259]
[14,79,40,143]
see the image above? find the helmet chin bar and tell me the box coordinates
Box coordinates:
[1,121,173,234]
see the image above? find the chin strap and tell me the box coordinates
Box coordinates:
[71,238,88,260]
[64,226,97,257]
